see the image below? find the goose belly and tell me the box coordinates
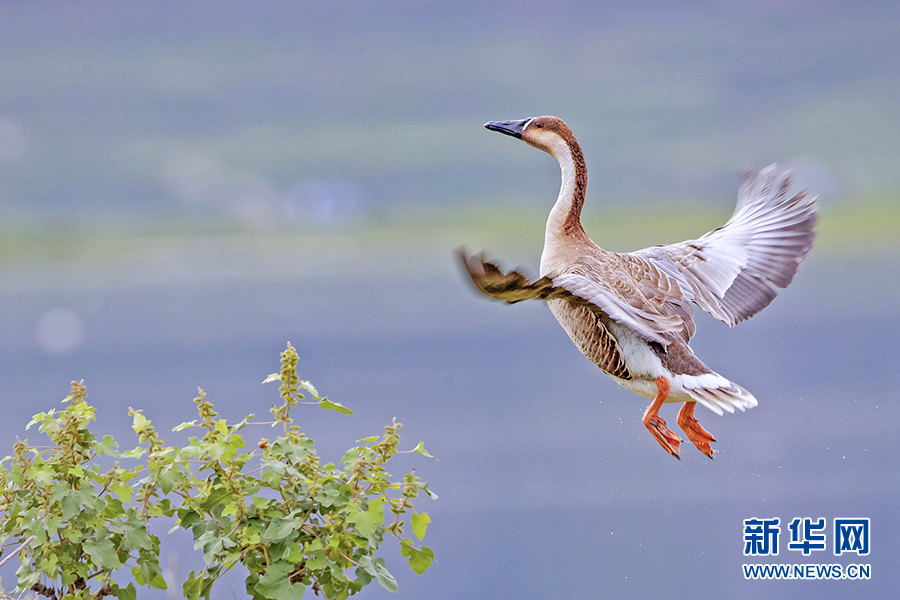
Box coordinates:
[546,304,755,411]
[547,299,691,402]
[547,299,662,384]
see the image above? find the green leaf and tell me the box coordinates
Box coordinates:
[149,572,168,590]
[60,488,83,521]
[261,516,300,544]
[26,411,52,430]
[173,508,201,533]
[131,412,151,433]
[113,582,137,600]
[104,497,126,520]
[369,557,398,592]
[214,419,229,436]
[121,446,145,459]
[40,554,59,573]
[133,551,166,589]
[341,447,361,469]
[132,564,146,586]
[304,538,328,570]
[346,498,384,539]
[421,483,439,500]
[262,373,282,384]
[82,487,104,513]
[110,475,134,501]
[183,570,214,600]
[28,463,55,485]
[400,543,435,574]
[198,535,224,565]
[118,513,154,551]
[156,464,183,495]
[411,512,431,540]
[172,420,197,432]
[356,435,380,443]
[318,398,353,415]
[299,380,319,395]
[15,567,42,590]
[220,433,246,462]
[316,485,349,508]
[199,485,233,511]
[83,538,122,570]
[95,435,120,456]
[228,414,255,432]
[412,441,436,460]
[254,562,305,600]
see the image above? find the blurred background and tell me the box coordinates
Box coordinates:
[1,1,898,598]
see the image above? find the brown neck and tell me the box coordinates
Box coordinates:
[543,131,587,240]
[540,132,590,275]
[564,137,587,236]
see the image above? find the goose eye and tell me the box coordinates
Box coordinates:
[533,121,544,128]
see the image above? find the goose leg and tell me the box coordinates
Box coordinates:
[642,376,682,459]
[677,401,716,459]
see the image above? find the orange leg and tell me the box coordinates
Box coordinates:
[677,401,717,459]
[642,376,682,459]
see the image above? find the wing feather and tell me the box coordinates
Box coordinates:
[457,249,692,346]
[633,164,817,326]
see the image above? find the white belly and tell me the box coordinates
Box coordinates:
[546,301,755,412]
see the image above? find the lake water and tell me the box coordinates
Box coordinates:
[1,239,897,599]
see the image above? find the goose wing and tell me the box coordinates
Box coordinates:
[457,249,693,347]
[632,164,818,327]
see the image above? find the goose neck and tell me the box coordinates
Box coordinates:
[544,136,588,244]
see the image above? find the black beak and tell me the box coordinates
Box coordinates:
[484,118,531,138]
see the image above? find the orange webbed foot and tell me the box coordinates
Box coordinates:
[677,401,716,459]
[643,376,682,460]
[644,414,683,459]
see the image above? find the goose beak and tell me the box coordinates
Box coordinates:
[484,118,531,138]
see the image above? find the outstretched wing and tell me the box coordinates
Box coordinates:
[457,249,690,347]
[633,164,818,327]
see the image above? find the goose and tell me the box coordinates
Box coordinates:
[458,116,817,459]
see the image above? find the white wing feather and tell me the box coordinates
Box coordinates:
[634,164,818,327]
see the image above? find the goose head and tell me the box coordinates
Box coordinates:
[484,116,576,161]
[485,116,589,243]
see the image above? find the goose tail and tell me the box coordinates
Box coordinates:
[672,371,758,416]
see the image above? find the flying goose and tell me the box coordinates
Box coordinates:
[458,116,817,459]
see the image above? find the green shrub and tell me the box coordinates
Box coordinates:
[0,343,436,599]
